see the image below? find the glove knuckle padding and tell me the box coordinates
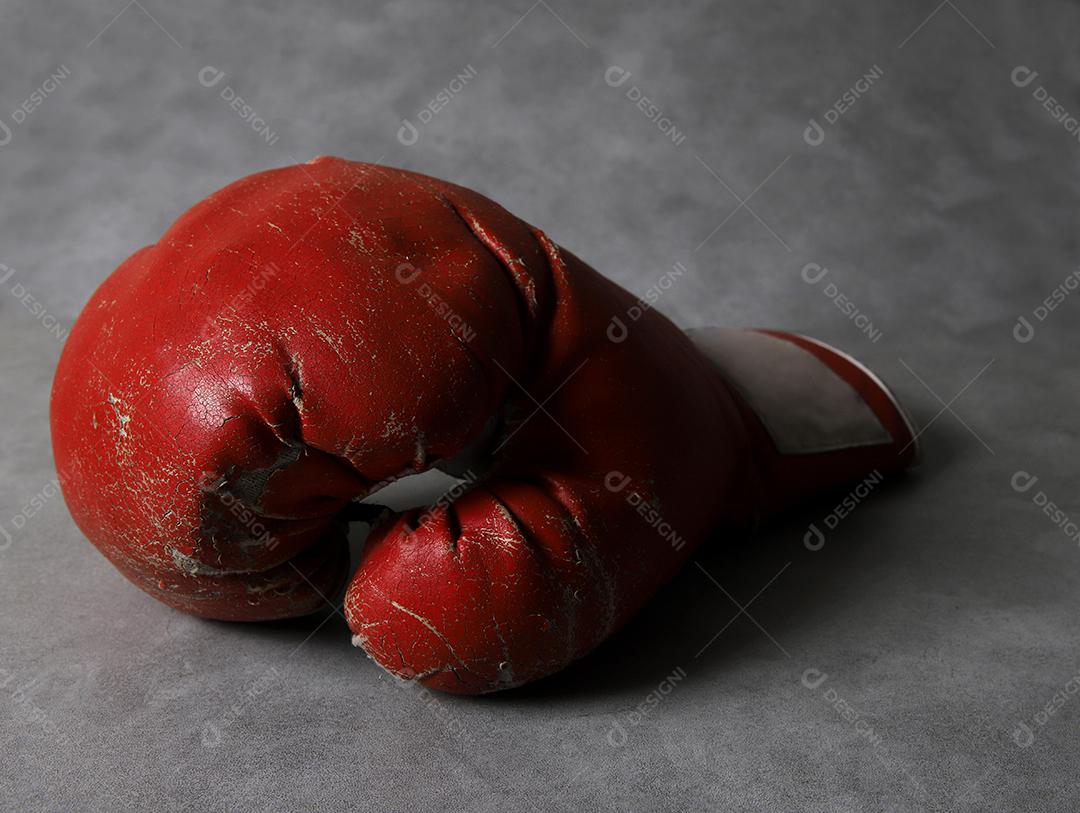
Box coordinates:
[52,158,747,692]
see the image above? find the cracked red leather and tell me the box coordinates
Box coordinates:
[51,157,902,694]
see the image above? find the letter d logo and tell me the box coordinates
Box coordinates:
[1012,721,1035,748]
[801,667,827,689]
[804,523,825,551]
[198,66,225,88]
[801,262,828,285]
[1013,315,1035,343]
[1011,471,1038,493]
[607,315,629,344]
[605,66,631,88]
[606,720,628,747]
[394,262,421,284]
[0,119,11,147]
[604,470,630,493]
[397,119,419,146]
[1011,66,1038,88]
[803,118,825,147]
[201,724,223,748]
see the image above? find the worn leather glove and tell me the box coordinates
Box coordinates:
[51,157,918,693]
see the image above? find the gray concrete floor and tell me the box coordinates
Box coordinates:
[2,1,1079,809]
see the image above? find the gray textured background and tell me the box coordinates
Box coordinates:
[2,0,1080,810]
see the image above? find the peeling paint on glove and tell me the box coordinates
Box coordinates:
[51,157,760,693]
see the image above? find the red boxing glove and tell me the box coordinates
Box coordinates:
[51,157,918,693]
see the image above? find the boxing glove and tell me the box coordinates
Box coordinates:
[51,157,918,693]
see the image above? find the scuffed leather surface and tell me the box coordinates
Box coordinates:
[3,0,1080,809]
[51,157,753,693]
